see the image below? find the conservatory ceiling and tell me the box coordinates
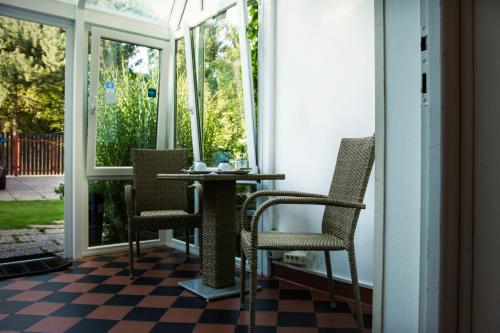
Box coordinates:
[51,0,225,28]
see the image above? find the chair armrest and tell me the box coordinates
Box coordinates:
[245,196,366,243]
[124,185,136,219]
[240,190,328,231]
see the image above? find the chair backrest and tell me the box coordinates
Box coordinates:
[132,149,189,213]
[321,136,375,248]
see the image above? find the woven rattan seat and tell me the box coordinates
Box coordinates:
[140,210,188,217]
[241,231,346,251]
[239,136,375,333]
[125,149,202,277]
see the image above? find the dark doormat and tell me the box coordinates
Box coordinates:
[0,253,71,280]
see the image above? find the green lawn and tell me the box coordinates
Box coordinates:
[0,200,64,230]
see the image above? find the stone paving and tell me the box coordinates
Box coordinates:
[0,176,65,258]
[0,175,63,201]
[0,221,64,259]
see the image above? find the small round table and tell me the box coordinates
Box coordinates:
[157,172,285,301]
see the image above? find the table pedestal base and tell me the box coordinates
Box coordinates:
[179,277,261,302]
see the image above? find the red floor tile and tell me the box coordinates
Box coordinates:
[17,302,64,316]
[71,292,113,305]
[160,308,203,323]
[108,320,156,333]
[25,316,81,333]
[86,305,133,320]
[8,290,52,302]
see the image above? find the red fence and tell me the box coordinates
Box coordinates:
[1,132,64,176]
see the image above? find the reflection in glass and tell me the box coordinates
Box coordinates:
[95,39,160,167]
[175,39,194,164]
[88,180,158,247]
[86,0,174,24]
[192,6,247,167]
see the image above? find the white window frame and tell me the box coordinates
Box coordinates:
[86,27,170,177]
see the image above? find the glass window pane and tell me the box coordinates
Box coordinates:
[95,39,160,167]
[86,0,174,24]
[88,180,158,247]
[175,39,194,164]
[192,6,248,167]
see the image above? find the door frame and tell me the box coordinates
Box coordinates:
[0,4,75,259]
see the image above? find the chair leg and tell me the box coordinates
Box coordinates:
[185,228,190,260]
[348,249,365,332]
[198,227,203,274]
[248,250,257,333]
[128,227,134,279]
[324,251,337,309]
[240,249,246,310]
[135,231,141,260]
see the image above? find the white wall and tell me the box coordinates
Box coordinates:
[473,0,500,330]
[273,0,375,286]
[383,0,421,331]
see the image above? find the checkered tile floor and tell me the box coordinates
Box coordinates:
[0,246,372,332]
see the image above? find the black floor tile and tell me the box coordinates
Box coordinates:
[314,301,351,313]
[71,260,85,267]
[89,284,125,294]
[23,273,57,281]
[132,277,164,285]
[244,299,278,311]
[76,275,109,283]
[40,291,82,303]
[151,322,195,333]
[150,286,183,296]
[171,296,207,309]
[169,270,198,278]
[198,309,240,324]
[91,256,116,262]
[277,312,317,327]
[116,269,146,276]
[103,262,129,269]
[235,325,277,333]
[31,282,69,291]
[0,289,19,301]
[66,318,117,333]
[104,295,145,306]
[51,303,97,317]
[258,280,279,289]
[66,267,96,275]
[363,314,373,328]
[122,307,166,321]
[0,300,31,313]
[279,289,312,300]
[0,314,43,330]
[137,256,162,263]
[152,248,171,253]
[152,263,178,270]
[318,329,359,333]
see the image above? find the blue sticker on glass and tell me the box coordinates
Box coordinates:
[105,82,115,89]
[148,88,157,98]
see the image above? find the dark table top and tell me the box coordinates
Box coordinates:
[157,173,285,181]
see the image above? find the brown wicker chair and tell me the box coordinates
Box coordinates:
[239,136,375,333]
[125,149,202,277]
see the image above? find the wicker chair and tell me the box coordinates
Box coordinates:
[125,149,202,277]
[240,136,375,333]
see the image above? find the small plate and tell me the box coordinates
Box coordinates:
[182,169,212,174]
[214,169,251,175]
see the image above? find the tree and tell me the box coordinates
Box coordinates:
[0,16,65,134]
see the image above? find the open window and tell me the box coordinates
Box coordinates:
[183,0,257,169]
